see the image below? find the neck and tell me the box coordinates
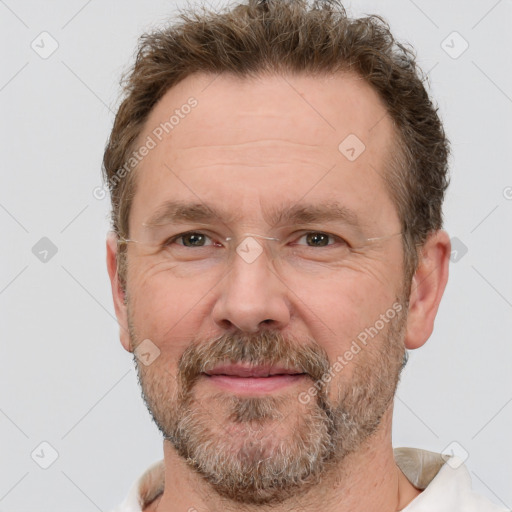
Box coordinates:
[150,405,421,512]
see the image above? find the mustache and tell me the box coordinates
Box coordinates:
[177,330,331,397]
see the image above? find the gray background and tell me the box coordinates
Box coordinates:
[1,0,511,510]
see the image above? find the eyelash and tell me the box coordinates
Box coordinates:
[164,231,348,249]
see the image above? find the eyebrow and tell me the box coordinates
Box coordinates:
[143,199,362,230]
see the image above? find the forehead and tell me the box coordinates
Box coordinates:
[129,71,399,233]
[141,71,392,153]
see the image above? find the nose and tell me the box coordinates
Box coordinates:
[211,244,291,333]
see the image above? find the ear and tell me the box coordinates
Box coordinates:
[404,230,451,350]
[106,232,132,352]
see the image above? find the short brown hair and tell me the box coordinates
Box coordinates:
[103,0,450,291]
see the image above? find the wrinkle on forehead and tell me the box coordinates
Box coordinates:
[167,138,340,172]
[177,139,321,150]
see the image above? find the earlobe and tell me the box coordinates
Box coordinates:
[106,232,132,352]
[404,230,451,350]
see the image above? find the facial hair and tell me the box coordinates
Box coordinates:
[129,301,408,505]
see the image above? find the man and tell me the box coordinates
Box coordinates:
[104,0,507,510]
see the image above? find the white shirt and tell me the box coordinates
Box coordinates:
[111,447,509,511]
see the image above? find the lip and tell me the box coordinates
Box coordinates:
[204,363,304,378]
[202,364,307,394]
[203,373,306,393]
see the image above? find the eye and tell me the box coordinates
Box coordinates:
[166,231,219,248]
[294,232,347,248]
[163,231,347,249]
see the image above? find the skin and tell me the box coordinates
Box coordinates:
[106,71,451,512]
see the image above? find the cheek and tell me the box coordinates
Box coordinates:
[292,268,402,399]
[127,268,172,338]
[129,256,193,307]
[127,262,219,356]
[294,267,398,340]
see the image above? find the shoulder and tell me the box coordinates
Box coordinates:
[109,459,165,512]
[394,447,509,512]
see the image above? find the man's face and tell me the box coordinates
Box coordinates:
[122,72,408,504]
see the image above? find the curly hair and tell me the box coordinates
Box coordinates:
[103,0,450,290]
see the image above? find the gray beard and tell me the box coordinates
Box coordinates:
[131,304,407,505]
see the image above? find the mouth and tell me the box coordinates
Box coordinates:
[202,364,307,393]
[204,363,305,378]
